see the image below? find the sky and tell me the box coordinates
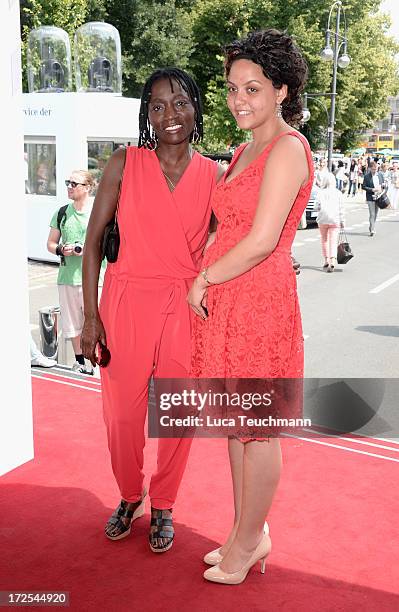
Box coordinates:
[380,0,399,42]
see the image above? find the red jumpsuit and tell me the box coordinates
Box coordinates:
[100,147,216,509]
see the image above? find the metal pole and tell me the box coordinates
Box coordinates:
[327,2,341,171]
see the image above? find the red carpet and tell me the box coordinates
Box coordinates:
[1,374,399,611]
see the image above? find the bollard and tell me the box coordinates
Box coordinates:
[38,306,67,364]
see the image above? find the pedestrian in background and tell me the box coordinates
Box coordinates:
[380,162,390,183]
[315,157,328,187]
[357,159,365,192]
[362,161,386,236]
[315,172,345,272]
[335,159,347,193]
[347,159,358,197]
[47,170,102,374]
[388,161,399,209]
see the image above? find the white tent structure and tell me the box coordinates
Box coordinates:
[0,1,34,475]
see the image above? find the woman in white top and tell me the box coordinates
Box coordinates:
[316,172,345,272]
[387,161,399,210]
[335,160,347,193]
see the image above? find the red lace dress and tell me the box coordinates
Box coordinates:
[191,130,313,380]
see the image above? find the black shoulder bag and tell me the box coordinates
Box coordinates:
[101,212,120,262]
[337,229,354,264]
[374,191,390,209]
[101,151,126,262]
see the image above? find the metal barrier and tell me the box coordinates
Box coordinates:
[38,306,67,364]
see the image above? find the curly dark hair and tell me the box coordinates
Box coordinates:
[224,29,308,126]
[138,67,203,149]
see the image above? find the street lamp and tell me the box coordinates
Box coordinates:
[302,92,332,149]
[302,107,311,123]
[302,92,330,125]
[320,1,351,170]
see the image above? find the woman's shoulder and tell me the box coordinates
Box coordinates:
[269,130,311,160]
[277,129,310,149]
[267,131,311,182]
[125,145,150,158]
[195,151,218,166]
[194,152,220,181]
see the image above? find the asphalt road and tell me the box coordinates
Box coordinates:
[28,190,399,379]
[295,192,399,379]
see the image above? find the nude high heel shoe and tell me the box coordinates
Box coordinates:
[203,534,272,585]
[203,522,269,566]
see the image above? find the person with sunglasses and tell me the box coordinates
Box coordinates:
[47,170,105,374]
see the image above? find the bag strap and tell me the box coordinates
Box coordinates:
[56,204,68,231]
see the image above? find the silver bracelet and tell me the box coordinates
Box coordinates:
[200,267,215,285]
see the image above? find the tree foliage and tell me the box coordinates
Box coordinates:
[103,0,194,97]
[190,0,399,151]
[20,0,399,152]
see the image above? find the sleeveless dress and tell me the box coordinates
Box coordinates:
[191,131,314,380]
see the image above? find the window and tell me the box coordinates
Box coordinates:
[24,138,56,196]
[87,139,136,193]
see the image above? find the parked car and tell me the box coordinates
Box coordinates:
[305,181,320,225]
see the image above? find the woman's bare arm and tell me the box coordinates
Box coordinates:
[83,148,125,316]
[81,147,126,363]
[187,136,309,318]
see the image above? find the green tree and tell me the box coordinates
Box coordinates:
[200,73,248,152]
[20,0,399,153]
[103,0,194,97]
[190,0,399,152]
[190,0,274,151]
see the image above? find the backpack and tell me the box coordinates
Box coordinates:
[56,204,68,231]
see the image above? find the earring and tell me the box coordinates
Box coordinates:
[192,125,200,144]
[276,102,283,118]
[150,127,158,150]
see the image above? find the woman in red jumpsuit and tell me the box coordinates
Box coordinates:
[82,69,218,552]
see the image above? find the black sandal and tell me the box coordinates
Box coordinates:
[105,493,146,541]
[149,508,174,553]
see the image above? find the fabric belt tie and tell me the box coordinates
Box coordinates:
[107,272,194,372]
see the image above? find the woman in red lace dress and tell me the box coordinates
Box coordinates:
[188,30,313,584]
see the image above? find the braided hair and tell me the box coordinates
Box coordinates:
[138,67,203,149]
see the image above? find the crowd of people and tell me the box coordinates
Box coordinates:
[310,152,398,271]
[315,154,399,204]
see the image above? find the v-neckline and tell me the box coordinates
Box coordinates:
[223,131,296,186]
[153,149,196,194]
